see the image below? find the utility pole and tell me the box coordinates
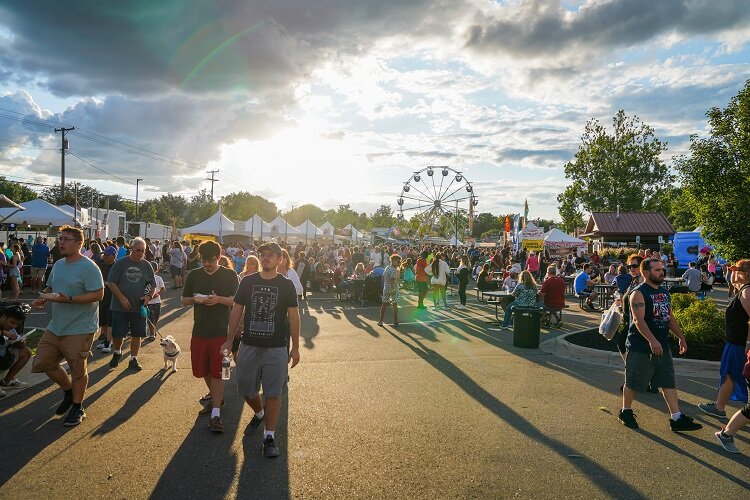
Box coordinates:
[54,126,74,203]
[205,169,219,199]
[136,178,144,221]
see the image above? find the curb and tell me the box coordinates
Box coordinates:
[0,355,66,400]
[540,329,720,379]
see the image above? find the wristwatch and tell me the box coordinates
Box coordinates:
[68,295,74,303]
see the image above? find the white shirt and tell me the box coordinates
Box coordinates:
[285,268,304,296]
[426,259,451,286]
[151,274,165,304]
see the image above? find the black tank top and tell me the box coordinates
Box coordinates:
[725,284,750,345]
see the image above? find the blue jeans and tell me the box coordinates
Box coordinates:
[502,303,517,327]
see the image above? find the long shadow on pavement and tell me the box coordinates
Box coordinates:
[91,369,174,436]
[387,328,647,499]
[237,393,290,500]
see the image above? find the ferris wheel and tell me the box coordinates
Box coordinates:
[396,166,478,229]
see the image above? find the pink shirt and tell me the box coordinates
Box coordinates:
[526,255,539,273]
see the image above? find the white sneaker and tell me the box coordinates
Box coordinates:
[101,345,112,354]
[456,304,466,310]
[0,378,27,388]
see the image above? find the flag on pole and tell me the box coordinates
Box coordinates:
[523,199,529,228]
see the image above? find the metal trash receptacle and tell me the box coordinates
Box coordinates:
[512,306,542,348]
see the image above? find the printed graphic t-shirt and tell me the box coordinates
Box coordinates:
[108,258,155,311]
[627,283,672,353]
[235,273,298,348]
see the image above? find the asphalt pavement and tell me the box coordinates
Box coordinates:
[0,281,748,499]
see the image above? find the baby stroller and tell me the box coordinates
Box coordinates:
[361,275,383,306]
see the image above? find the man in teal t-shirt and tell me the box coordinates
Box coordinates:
[31,225,104,427]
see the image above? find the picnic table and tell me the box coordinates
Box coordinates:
[562,275,576,296]
[662,277,685,290]
[482,290,514,323]
[593,283,617,310]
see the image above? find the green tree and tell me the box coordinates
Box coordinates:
[220,191,278,221]
[0,176,38,202]
[184,189,216,226]
[471,212,499,238]
[676,80,750,260]
[557,186,585,233]
[664,187,698,232]
[41,182,104,208]
[557,110,671,230]
[370,204,395,228]
[284,204,325,226]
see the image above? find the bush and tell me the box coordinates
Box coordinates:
[599,247,640,262]
[672,297,725,344]
[671,292,697,312]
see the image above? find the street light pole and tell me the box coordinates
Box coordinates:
[136,178,143,221]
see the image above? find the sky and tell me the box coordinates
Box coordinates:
[0,0,749,222]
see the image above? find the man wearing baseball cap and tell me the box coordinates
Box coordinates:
[223,242,300,457]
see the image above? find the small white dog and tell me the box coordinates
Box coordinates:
[159,335,181,373]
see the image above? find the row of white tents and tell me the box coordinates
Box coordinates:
[0,198,87,226]
[180,209,367,243]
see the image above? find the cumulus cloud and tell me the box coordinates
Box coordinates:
[465,0,750,61]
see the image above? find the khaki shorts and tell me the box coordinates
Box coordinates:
[30,267,47,278]
[32,331,94,378]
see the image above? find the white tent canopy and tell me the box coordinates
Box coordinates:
[319,222,336,239]
[544,228,587,247]
[344,224,365,242]
[297,220,323,239]
[449,235,464,246]
[181,209,235,238]
[0,199,77,227]
[267,216,302,241]
[244,215,270,240]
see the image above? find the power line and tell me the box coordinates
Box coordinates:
[67,152,135,186]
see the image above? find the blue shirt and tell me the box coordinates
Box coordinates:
[116,246,128,260]
[615,274,633,294]
[31,243,50,268]
[574,271,591,294]
[47,257,104,336]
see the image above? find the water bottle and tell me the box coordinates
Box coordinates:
[221,350,231,380]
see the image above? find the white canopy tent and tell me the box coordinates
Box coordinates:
[180,209,235,240]
[544,228,587,256]
[244,215,271,241]
[267,216,303,242]
[449,235,464,247]
[319,222,336,240]
[344,224,365,243]
[0,198,78,227]
[296,220,323,241]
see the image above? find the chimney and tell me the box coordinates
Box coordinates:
[616,205,621,220]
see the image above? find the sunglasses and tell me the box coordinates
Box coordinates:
[628,264,640,269]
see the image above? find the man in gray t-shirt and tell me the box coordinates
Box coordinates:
[682,262,702,292]
[107,237,157,370]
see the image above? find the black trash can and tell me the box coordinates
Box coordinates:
[512,306,542,348]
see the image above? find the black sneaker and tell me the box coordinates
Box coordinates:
[55,390,74,416]
[263,435,280,458]
[63,406,86,427]
[244,414,265,435]
[670,414,702,432]
[618,409,639,429]
[109,352,123,368]
[128,358,143,371]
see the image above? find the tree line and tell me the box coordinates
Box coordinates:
[558,79,750,260]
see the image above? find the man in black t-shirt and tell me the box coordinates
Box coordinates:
[619,258,702,432]
[222,242,300,458]
[181,241,239,433]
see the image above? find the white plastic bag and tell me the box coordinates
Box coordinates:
[599,302,623,340]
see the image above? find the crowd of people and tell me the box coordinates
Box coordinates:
[0,230,748,455]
